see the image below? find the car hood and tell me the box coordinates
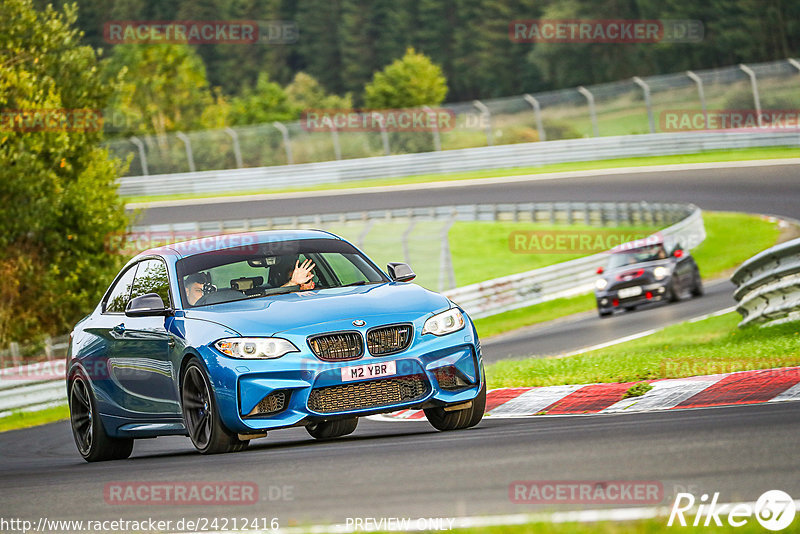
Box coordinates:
[183,282,451,336]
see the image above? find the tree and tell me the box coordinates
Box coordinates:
[364,47,448,109]
[228,72,296,125]
[104,44,213,137]
[0,0,129,344]
[286,72,353,111]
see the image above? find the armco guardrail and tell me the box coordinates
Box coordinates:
[1,202,703,415]
[732,237,800,328]
[445,205,705,318]
[0,363,66,417]
[117,131,800,197]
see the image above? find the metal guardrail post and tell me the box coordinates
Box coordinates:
[272,122,293,165]
[577,86,599,137]
[9,342,20,367]
[523,94,546,141]
[129,136,149,176]
[402,219,416,266]
[330,122,342,160]
[422,106,442,151]
[739,64,763,128]
[224,127,244,168]
[438,216,457,292]
[175,132,196,172]
[472,100,493,146]
[632,77,655,134]
[371,112,390,156]
[686,71,709,129]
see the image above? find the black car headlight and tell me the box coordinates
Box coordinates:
[215,338,299,359]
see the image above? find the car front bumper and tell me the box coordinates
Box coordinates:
[595,281,669,311]
[200,313,484,434]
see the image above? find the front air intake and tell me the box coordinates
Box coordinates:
[308,331,364,361]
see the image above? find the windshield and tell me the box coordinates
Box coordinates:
[176,238,387,307]
[607,244,668,270]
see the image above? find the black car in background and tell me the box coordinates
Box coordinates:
[594,240,702,317]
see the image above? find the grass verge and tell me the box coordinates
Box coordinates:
[471,211,781,340]
[0,404,69,433]
[125,146,800,204]
[485,312,800,389]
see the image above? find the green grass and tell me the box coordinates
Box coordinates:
[450,223,660,287]
[691,212,782,279]
[124,146,800,204]
[485,312,800,389]
[473,294,596,338]
[469,211,782,339]
[0,404,69,433]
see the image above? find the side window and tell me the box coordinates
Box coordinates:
[130,259,171,308]
[104,265,138,313]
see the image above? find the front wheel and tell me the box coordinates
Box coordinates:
[181,360,248,454]
[69,374,133,462]
[425,381,486,431]
[691,270,704,297]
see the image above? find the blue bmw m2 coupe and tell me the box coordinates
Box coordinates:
[67,230,485,461]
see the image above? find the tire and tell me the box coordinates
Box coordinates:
[667,278,681,303]
[306,417,358,440]
[69,374,134,462]
[691,270,704,297]
[598,309,612,318]
[624,305,637,312]
[181,360,249,454]
[425,380,486,431]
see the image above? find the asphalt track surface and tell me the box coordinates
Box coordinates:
[136,162,800,225]
[1,403,799,525]
[2,162,799,528]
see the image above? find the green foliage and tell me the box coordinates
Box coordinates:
[286,72,353,112]
[104,43,213,136]
[364,47,448,109]
[0,0,129,344]
[228,73,295,126]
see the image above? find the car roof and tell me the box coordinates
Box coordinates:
[131,229,341,261]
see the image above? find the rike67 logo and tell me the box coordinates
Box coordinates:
[668,490,796,531]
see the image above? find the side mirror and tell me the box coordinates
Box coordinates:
[596,266,604,274]
[673,249,684,258]
[125,293,172,317]
[387,262,416,282]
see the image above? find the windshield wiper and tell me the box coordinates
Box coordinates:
[341,281,367,287]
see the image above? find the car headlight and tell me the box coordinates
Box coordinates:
[423,308,465,336]
[595,278,608,290]
[214,337,299,359]
[653,266,669,280]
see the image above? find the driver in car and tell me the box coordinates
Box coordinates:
[184,272,208,306]
[281,258,316,290]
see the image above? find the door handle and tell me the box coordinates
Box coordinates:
[113,323,125,334]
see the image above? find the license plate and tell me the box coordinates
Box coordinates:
[341,361,397,382]
[618,286,643,299]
